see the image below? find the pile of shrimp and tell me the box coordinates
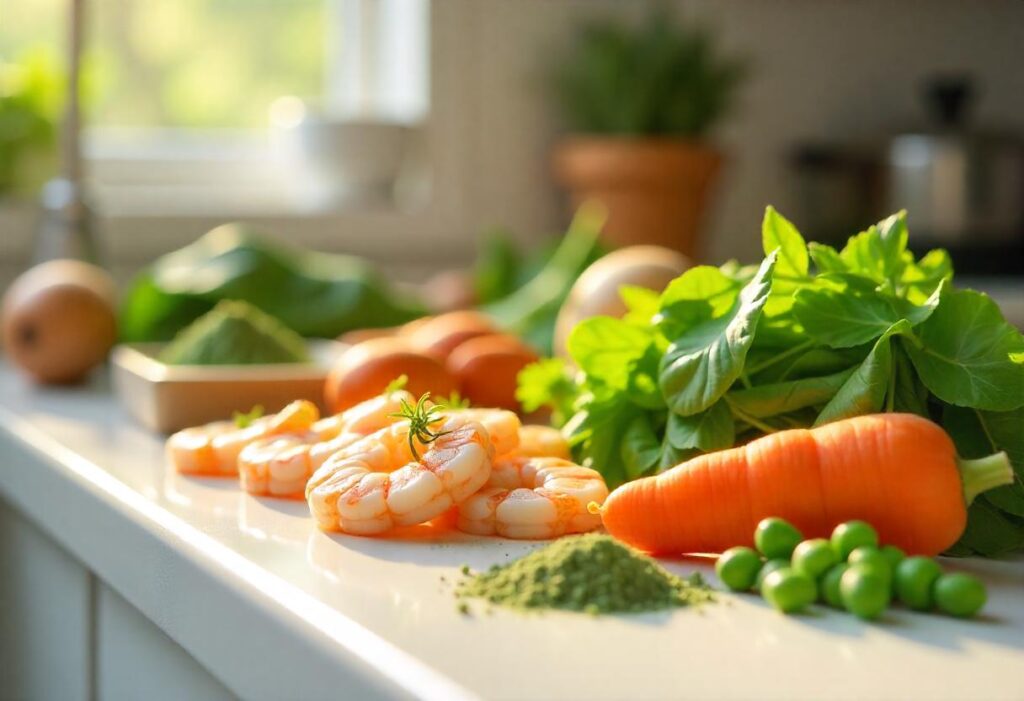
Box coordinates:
[166,393,609,540]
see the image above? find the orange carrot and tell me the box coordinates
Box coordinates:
[596,414,1013,556]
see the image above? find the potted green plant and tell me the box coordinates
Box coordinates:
[551,10,746,257]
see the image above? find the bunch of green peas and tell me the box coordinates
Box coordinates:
[714,517,987,620]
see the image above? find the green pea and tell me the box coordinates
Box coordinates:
[820,563,849,608]
[840,565,891,620]
[754,518,803,560]
[716,547,762,592]
[880,545,905,570]
[830,520,879,561]
[755,558,790,592]
[847,546,892,580]
[934,573,987,618]
[894,556,943,610]
[792,538,838,580]
[761,567,816,613]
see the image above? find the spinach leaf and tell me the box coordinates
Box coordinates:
[657,265,741,337]
[943,405,1024,520]
[665,400,735,452]
[839,211,909,288]
[515,358,577,426]
[793,280,941,349]
[564,396,634,488]
[746,346,865,383]
[900,248,952,303]
[659,253,776,416]
[808,242,847,274]
[953,498,1024,557]
[904,288,1024,411]
[891,344,931,417]
[621,413,663,479]
[815,320,912,426]
[568,316,652,390]
[762,205,808,280]
[620,285,661,326]
[726,368,854,419]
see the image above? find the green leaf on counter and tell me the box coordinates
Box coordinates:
[726,368,854,419]
[120,224,425,341]
[659,252,776,416]
[904,288,1024,411]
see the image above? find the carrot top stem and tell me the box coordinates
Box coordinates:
[959,452,1014,506]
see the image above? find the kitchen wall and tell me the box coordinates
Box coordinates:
[2,0,1023,282]
[462,0,1024,262]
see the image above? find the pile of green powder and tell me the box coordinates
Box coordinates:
[159,300,309,365]
[456,534,713,615]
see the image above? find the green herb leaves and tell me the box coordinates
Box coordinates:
[517,206,1024,557]
[660,253,776,416]
[903,288,1024,410]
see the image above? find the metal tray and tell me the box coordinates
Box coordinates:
[111,341,345,433]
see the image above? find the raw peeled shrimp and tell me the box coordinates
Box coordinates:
[167,400,319,476]
[508,425,571,460]
[306,414,494,535]
[238,390,415,498]
[457,456,608,539]
[439,408,521,457]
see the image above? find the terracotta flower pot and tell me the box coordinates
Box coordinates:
[552,137,723,258]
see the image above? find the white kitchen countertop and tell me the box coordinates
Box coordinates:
[0,366,1021,701]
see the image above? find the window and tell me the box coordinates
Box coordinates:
[0,0,430,216]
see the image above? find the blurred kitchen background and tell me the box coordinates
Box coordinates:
[1,0,1022,324]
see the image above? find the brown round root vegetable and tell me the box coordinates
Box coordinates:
[554,245,690,357]
[324,337,458,412]
[2,259,118,384]
[446,334,539,411]
[404,310,497,360]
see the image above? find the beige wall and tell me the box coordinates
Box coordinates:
[460,0,1024,262]
[3,0,1023,280]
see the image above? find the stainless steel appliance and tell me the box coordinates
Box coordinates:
[884,76,1024,274]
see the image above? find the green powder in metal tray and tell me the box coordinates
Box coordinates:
[456,534,714,614]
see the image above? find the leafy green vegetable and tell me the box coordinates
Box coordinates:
[903,288,1024,411]
[659,253,776,416]
[515,358,577,424]
[665,400,735,453]
[121,224,425,341]
[814,321,911,426]
[726,369,854,419]
[568,317,651,391]
[518,206,1024,556]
